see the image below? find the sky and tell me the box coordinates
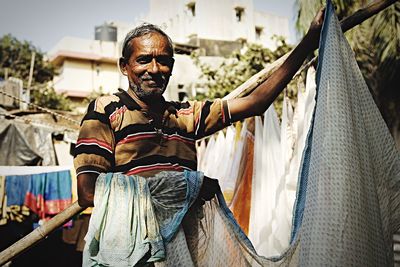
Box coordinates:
[0,0,298,53]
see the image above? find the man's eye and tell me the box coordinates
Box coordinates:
[157,57,173,66]
[137,60,150,64]
[136,57,151,64]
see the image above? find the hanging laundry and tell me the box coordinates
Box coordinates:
[267,67,318,256]
[5,175,31,207]
[230,118,255,234]
[218,126,237,202]
[224,122,245,203]
[198,124,243,204]
[271,96,294,255]
[248,105,284,257]
[290,1,400,265]
[204,132,224,178]
[207,130,227,179]
[0,119,57,166]
[248,115,265,250]
[24,170,72,220]
[297,67,317,156]
[196,139,206,172]
[0,166,75,223]
[197,135,215,173]
[281,67,317,240]
[4,175,31,222]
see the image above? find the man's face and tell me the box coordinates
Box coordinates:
[121,33,174,103]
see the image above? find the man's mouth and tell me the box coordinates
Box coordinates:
[144,80,162,88]
[142,78,165,88]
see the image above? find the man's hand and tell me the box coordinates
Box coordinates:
[194,176,220,207]
[227,7,325,123]
[200,176,220,200]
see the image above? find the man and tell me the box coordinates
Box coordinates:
[75,9,324,208]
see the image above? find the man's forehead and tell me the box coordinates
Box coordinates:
[130,33,172,55]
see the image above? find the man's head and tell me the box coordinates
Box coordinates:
[119,23,175,103]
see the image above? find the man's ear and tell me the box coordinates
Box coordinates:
[119,57,128,76]
[169,58,175,76]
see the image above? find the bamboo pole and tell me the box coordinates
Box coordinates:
[223,0,398,100]
[0,202,85,266]
[0,0,397,265]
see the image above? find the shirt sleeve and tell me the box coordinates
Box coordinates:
[193,98,231,139]
[73,98,115,176]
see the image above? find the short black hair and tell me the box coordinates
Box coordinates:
[121,23,174,63]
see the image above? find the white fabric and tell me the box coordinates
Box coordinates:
[0,166,72,175]
[218,126,236,192]
[248,76,317,257]
[225,121,247,196]
[204,131,225,178]
[248,107,284,257]
[248,116,263,248]
[196,139,206,171]
[199,135,215,173]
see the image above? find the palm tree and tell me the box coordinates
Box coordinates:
[295,0,400,147]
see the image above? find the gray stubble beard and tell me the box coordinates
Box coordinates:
[129,80,167,103]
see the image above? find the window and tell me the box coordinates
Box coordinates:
[255,26,263,40]
[235,7,244,22]
[187,2,195,17]
[96,63,101,76]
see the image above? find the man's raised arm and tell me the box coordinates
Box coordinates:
[228,8,324,122]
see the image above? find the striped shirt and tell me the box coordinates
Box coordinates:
[74,89,231,177]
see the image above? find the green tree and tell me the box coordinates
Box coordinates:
[0,34,71,110]
[296,0,400,145]
[192,36,296,116]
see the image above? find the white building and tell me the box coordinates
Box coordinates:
[147,0,290,52]
[49,36,123,100]
[49,0,289,106]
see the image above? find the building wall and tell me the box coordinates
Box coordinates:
[53,58,121,97]
[166,54,223,100]
[49,37,120,60]
[254,11,290,50]
[147,0,289,46]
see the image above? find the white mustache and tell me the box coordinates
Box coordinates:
[141,73,169,81]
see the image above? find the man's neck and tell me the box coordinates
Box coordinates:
[127,88,165,113]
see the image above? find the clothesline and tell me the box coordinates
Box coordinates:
[0,112,78,133]
[0,89,81,126]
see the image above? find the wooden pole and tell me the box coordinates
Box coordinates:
[223,0,398,100]
[0,202,85,266]
[27,52,35,90]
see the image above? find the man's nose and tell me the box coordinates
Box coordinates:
[147,58,160,74]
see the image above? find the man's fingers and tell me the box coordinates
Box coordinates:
[200,176,220,201]
[316,7,325,25]
[311,6,325,29]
